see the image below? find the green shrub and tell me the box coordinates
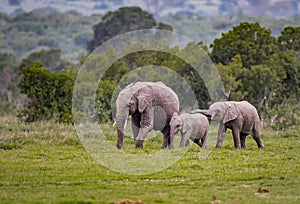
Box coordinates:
[18,62,77,123]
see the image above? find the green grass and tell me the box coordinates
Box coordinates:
[0,117,299,203]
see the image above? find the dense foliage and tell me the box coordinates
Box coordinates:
[1,7,299,130]
[211,22,278,68]
[18,62,77,123]
[87,7,173,52]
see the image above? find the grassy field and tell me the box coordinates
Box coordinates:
[0,116,299,203]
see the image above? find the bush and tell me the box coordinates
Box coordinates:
[18,62,77,123]
[259,97,300,131]
[270,103,300,131]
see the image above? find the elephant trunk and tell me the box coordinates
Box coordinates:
[190,109,212,117]
[116,111,129,149]
[169,121,181,148]
[170,124,178,138]
[169,127,176,147]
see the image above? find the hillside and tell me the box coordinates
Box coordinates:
[0,12,101,61]
[160,14,300,43]
[1,0,300,19]
[1,10,299,62]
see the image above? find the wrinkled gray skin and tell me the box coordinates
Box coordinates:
[170,112,209,149]
[116,82,179,149]
[191,101,264,149]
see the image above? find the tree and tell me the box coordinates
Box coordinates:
[211,22,278,68]
[26,49,62,72]
[272,51,300,102]
[0,53,23,115]
[278,26,300,52]
[215,54,243,100]
[240,64,284,107]
[18,62,77,123]
[87,6,173,53]
[18,62,58,122]
[55,69,77,122]
[95,80,116,122]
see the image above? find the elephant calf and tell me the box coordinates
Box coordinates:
[170,112,209,148]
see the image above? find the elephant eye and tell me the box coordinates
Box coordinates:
[176,124,180,128]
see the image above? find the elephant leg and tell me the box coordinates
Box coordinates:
[131,113,140,141]
[216,123,226,148]
[162,127,172,149]
[192,138,202,148]
[117,129,124,149]
[135,111,153,149]
[232,127,241,149]
[240,133,247,149]
[200,131,208,149]
[185,140,190,147]
[135,126,153,149]
[162,132,169,149]
[200,138,205,147]
[252,126,264,148]
[179,131,190,148]
[169,131,174,149]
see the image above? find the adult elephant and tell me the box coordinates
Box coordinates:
[191,101,264,149]
[115,82,180,149]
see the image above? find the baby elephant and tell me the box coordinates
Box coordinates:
[169,112,209,148]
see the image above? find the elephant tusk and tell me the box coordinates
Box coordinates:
[124,118,128,129]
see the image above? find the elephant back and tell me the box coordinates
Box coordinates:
[238,101,260,134]
[117,82,157,104]
[151,84,179,111]
[183,113,208,126]
[238,101,259,119]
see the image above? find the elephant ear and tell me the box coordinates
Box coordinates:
[170,112,178,125]
[137,94,151,113]
[223,103,238,123]
[181,122,188,134]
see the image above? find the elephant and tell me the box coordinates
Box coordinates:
[191,101,264,149]
[115,82,180,149]
[169,112,209,149]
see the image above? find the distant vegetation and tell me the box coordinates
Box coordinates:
[87,6,173,52]
[1,10,299,60]
[0,12,100,60]
[0,7,299,131]
[160,14,300,45]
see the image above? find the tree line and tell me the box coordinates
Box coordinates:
[1,7,299,130]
